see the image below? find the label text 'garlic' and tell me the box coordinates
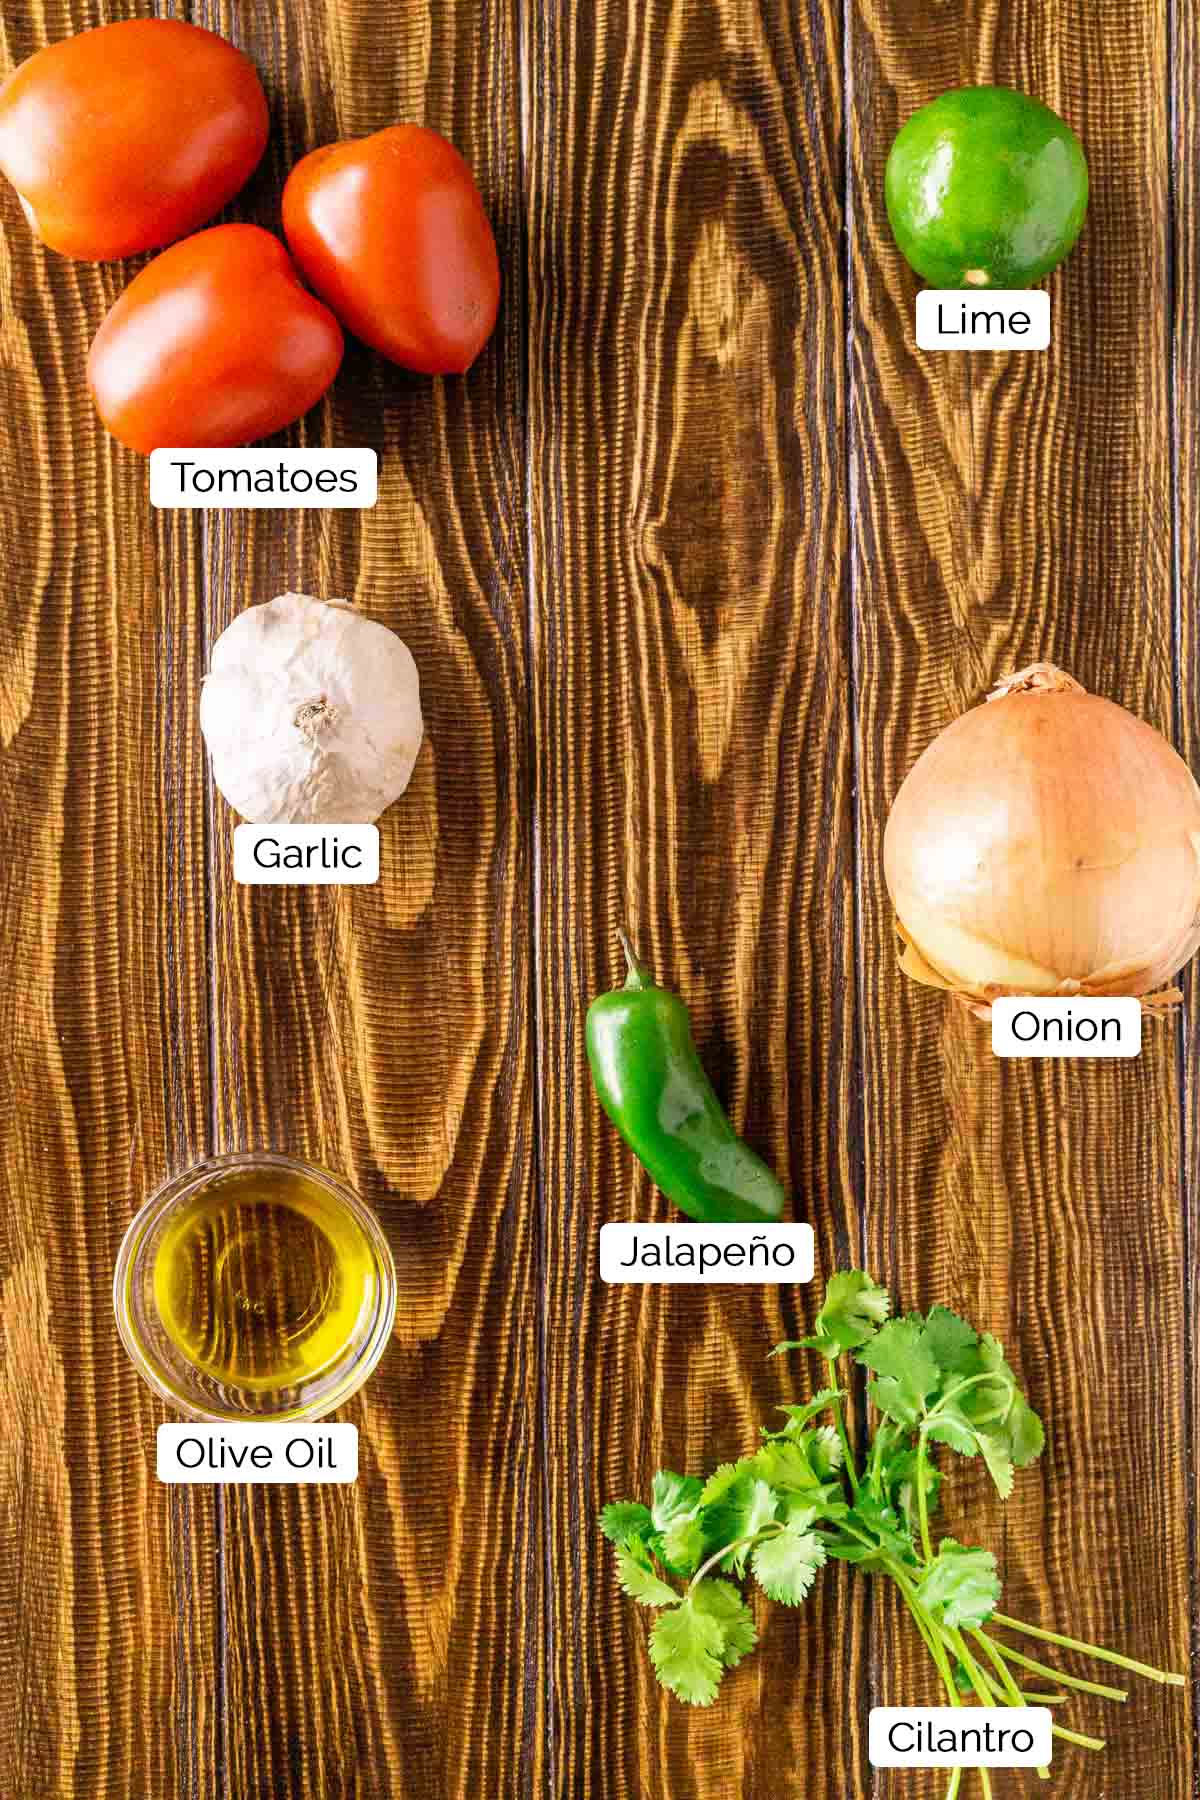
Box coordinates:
[233,824,379,885]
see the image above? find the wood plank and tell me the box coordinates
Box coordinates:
[526,0,863,1791]
[192,1,540,1794]
[0,3,217,1794]
[1171,0,1200,1782]
[848,5,1190,1796]
[7,2,1199,1796]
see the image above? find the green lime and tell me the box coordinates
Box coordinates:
[885,86,1088,288]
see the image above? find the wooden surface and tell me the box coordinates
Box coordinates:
[0,1,1194,1797]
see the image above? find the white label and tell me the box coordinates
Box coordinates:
[991,996,1141,1058]
[157,1424,358,1484]
[869,1708,1052,1769]
[916,290,1050,350]
[599,1223,814,1284]
[150,448,377,508]
[233,824,379,885]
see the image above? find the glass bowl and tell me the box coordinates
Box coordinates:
[114,1152,396,1422]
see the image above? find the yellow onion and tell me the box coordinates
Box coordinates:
[883,664,1200,1017]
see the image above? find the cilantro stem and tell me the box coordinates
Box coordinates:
[983,1635,1128,1702]
[839,1520,886,1562]
[970,1641,1051,1780]
[909,1368,1016,1567]
[686,1527,779,1595]
[894,1575,946,1669]
[943,1772,961,1800]
[887,1562,1091,1794]
[990,1613,1186,1686]
[914,1433,935,1564]
[949,1634,993,1699]
[949,1626,998,1712]
[976,1667,1066,1705]
[882,1556,965,1714]
[829,1390,860,1495]
[970,1627,1025,1708]
[924,1371,1014,1423]
[867,1424,890,1498]
[899,1586,965,1718]
[1051,1723,1106,1752]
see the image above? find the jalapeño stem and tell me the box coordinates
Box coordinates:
[617,927,651,990]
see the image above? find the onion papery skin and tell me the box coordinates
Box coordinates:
[883,672,1200,1013]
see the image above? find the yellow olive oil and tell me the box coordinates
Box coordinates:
[152,1164,378,1393]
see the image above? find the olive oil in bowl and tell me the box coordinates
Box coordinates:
[153,1165,378,1392]
[114,1154,396,1421]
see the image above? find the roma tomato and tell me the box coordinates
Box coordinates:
[282,125,500,374]
[0,19,268,260]
[87,225,343,453]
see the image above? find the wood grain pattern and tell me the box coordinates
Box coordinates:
[1173,0,1200,1784]
[525,0,865,1793]
[0,5,217,1796]
[194,0,541,1796]
[2,0,1199,1795]
[849,3,1190,1797]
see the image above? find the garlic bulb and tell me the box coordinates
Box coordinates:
[200,593,423,824]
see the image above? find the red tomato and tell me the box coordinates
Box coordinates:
[87,225,343,453]
[0,19,268,260]
[282,125,500,374]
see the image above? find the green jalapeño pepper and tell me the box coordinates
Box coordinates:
[585,931,788,1224]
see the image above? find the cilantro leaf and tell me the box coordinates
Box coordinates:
[976,1434,1014,1501]
[1007,1398,1045,1466]
[925,1410,981,1457]
[807,1424,845,1478]
[600,1502,653,1548]
[786,1481,849,1526]
[690,1578,758,1667]
[617,1550,680,1608]
[733,1478,779,1561]
[651,1471,704,1531]
[882,1446,942,1536]
[975,1335,1044,1467]
[846,1493,915,1563]
[704,1476,778,1574]
[922,1332,1042,1496]
[780,1271,891,1359]
[769,1389,845,1436]
[920,1306,980,1379]
[659,1511,707,1575]
[698,1463,745,1508]
[858,1317,940,1426]
[749,1438,820,1491]
[916,1540,1000,1630]
[649,1595,727,1705]
[752,1524,827,1604]
[622,1533,656,1569]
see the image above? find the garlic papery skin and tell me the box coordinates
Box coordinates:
[883,664,1200,1015]
[200,593,423,824]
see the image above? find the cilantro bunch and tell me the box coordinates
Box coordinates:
[600,1272,1183,1797]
